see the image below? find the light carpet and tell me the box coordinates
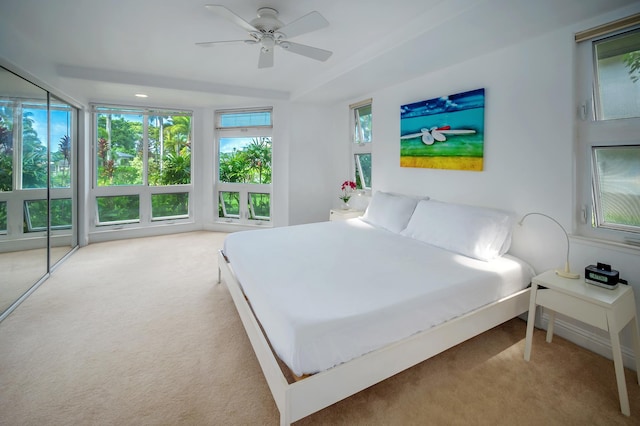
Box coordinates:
[0,231,638,425]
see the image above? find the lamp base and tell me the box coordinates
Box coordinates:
[555,269,580,279]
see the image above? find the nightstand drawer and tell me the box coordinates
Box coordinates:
[536,288,609,330]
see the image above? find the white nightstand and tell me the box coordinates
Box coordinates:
[329,209,363,221]
[524,269,640,416]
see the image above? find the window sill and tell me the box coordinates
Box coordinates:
[570,234,640,255]
[206,221,273,233]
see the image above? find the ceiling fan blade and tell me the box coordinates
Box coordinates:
[258,48,274,69]
[280,41,332,62]
[277,11,329,39]
[204,4,258,33]
[195,40,249,47]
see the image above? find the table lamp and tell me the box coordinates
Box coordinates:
[518,212,580,279]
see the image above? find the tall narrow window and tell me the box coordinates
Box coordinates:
[576,15,640,243]
[215,108,272,225]
[21,103,48,189]
[0,102,13,193]
[0,201,6,234]
[95,112,143,187]
[350,100,372,190]
[47,98,74,237]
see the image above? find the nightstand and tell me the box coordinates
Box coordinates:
[329,209,363,221]
[524,269,640,416]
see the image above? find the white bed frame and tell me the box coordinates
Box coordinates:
[218,249,530,425]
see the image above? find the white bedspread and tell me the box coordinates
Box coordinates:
[223,219,534,376]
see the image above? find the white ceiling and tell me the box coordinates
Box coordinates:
[0,0,636,107]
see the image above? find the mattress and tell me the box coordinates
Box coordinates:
[223,218,534,376]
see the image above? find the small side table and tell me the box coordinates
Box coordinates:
[329,209,363,221]
[524,269,640,416]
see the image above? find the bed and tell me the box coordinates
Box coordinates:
[218,192,535,425]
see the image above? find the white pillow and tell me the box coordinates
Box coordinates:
[400,200,514,261]
[361,191,424,233]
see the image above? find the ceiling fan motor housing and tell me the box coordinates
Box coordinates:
[251,7,283,33]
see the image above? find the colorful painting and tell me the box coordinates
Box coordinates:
[400,88,485,171]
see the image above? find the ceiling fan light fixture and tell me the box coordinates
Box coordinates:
[262,35,275,49]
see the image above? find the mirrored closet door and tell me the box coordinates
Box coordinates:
[0,66,78,320]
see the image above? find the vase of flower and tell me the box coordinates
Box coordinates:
[339,180,356,210]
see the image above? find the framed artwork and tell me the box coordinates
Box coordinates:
[400,88,485,171]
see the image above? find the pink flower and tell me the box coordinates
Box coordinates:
[341,180,356,191]
[339,180,357,203]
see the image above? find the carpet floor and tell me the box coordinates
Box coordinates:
[0,231,638,425]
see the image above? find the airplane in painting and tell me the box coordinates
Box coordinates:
[400,126,476,145]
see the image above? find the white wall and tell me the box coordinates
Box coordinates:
[367,27,574,273]
[326,9,640,367]
[288,103,346,225]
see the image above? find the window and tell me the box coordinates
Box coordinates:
[591,146,640,232]
[0,94,75,240]
[0,201,6,234]
[24,198,72,232]
[92,105,192,227]
[576,15,640,243]
[215,108,272,225]
[350,100,372,190]
[593,28,640,120]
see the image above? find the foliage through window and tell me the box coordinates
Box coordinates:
[0,101,72,192]
[593,28,640,120]
[215,109,272,224]
[92,105,193,226]
[351,100,372,190]
[24,198,72,232]
[576,17,640,242]
[96,195,140,224]
[591,146,640,232]
[95,108,191,187]
[1,96,74,239]
[151,193,189,220]
[219,137,272,184]
[0,201,6,234]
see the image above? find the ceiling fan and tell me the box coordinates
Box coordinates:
[196,5,333,69]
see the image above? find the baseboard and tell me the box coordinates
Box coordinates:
[88,222,201,243]
[536,310,637,371]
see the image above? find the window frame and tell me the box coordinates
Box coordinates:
[590,145,640,234]
[214,108,273,226]
[350,99,372,191]
[90,104,194,230]
[576,18,640,245]
[591,27,640,121]
[0,96,76,244]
